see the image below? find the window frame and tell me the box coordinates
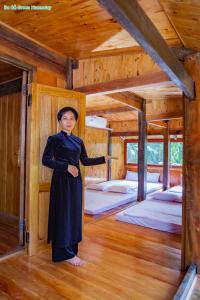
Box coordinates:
[124,138,183,168]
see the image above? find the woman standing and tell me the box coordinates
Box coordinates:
[42,107,111,266]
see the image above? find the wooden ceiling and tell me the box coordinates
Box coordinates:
[1,0,198,59]
[86,93,183,123]
[0,60,22,83]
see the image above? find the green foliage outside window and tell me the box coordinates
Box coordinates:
[170,142,183,166]
[127,141,183,166]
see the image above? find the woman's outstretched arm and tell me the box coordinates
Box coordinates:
[80,140,106,166]
[42,136,69,171]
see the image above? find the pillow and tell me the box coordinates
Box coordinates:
[147,172,160,183]
[169,185,182,194]
[106,185,137,194]
[125,170,138,181]
[152,191,182,203]
[87,182,109,191]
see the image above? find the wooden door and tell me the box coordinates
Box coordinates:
[26,84,85,255]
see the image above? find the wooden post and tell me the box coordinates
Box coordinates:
[66,59,78,90]
[107,129,112,181]
[163,121,170,190]
[137,99,147,201]
[183,53,200,272]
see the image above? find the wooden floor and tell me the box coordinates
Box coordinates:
[0,213,19,255]
[84,201,134,224]
[189,275,200,300]
[0,214,183,300]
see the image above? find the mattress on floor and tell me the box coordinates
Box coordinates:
[84,177,106,187]
[168,185,182,194]
[86,179,162,193]
[146,182,162,193]
[115,198,182,234]
[84,189,137,215]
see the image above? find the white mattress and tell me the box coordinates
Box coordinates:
[168,185,182,194]
[84,177,106,187]
[86,179,162,193]
[146,182,162,193]
[84,189,137,215]
[116,198,182,234]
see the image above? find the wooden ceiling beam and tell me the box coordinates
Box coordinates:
[74,71,171,95]
[148,121,167,128]
[97,0,194,99]
[0,22,68,67]
[107,92,142,111]
[86,106,135,116]
[146,112,183,121]
[112,129,182,137]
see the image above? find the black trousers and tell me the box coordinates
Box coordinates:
[52,243,78,262]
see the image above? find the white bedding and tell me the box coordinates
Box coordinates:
[168,185,182,194]
[84,177,106,187]
[115,198,182,234]
[87,179,162,193]
[84,189,137,215]
[84,181,162,215]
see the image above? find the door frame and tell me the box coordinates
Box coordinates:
[0,53,35,255]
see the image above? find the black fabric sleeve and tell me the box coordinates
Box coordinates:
[42,136,69,171]
[80,140,106,166]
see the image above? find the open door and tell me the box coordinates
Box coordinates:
[25,83,85,255]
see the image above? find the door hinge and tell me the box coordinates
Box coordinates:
[28,94,32,106]
[25,231,30,243]
[22,84,32,106]
[19,219,25,232]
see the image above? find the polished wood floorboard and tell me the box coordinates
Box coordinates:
[84,201,135,224]
[0,214,183,299]
[0,214,19,255]
[189,275,200,300]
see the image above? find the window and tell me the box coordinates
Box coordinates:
[170,142,183,166]
[126,141,163,165]
[147,142,163,165]
[126,140,183,166]
[127,142,138,164]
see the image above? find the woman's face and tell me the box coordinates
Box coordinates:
[59,111,76,132]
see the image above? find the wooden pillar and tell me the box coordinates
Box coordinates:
[183,53,200,272]
[163,121,170,190]
[137,99,147,201]
[65,59,78,90]
[107,129,112,181]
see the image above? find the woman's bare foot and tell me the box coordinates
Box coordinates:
[65,256,85,266]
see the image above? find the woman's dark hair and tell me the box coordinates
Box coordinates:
[57,106,78,121]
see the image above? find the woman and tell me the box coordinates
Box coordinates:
[42,106,111,266]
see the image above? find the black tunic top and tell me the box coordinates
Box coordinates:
[42,130,106,247]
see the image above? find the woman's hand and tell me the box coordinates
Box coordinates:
[104,155,112,161]
[67,165,79,177]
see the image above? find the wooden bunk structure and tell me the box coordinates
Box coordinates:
[0,0,200,298]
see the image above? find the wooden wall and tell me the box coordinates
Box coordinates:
[0,38,66,89]
[84,128,124,180]
[183,53,200,271]
[112,136,124,179]
[73,52,161,87]
[0,92,21,216]
[84,127,107,178]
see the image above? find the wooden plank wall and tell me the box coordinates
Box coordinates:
[0,38,66,89]
[84,128,124,180]
[85,127,107,178]
[0,92,21,216]
[183,53,200,271]
[73,52,161,87]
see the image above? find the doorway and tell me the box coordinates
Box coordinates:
[0,60,30,258]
